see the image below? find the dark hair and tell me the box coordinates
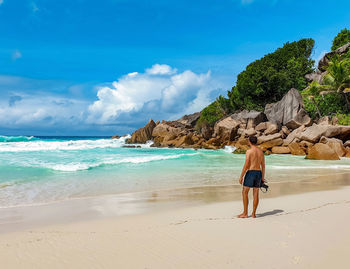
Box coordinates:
[249,135,258,145]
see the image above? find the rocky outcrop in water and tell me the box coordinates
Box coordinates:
[127,119,156,144]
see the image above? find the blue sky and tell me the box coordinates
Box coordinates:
[0,0,349,135]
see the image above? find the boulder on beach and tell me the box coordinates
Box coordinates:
[257,133,282,144]
[264,88,312,129]
[319,136,346,157]
[288,142,306,156]
[128,119,156,144]
[213,116,240,142]
[306,143,340,160]
[258,138,283,151]
[272,146,291,154]
[298,124,350,143]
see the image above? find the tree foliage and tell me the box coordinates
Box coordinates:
[228,38,315,111]
[331,28,350,51]
[196,38,315,128]
[303,57,350,118]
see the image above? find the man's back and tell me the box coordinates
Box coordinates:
[246,147,264,171]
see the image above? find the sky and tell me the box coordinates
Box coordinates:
[0,0,349,136]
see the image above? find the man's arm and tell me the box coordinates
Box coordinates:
[239,151,250,184]
[261,153,265,183]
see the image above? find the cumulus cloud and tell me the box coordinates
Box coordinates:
[0,65,228,135]
[88,64,223,125]
[12,50,22,61]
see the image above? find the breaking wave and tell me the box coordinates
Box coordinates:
[0,135,131,152]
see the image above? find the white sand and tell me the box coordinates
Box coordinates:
[1,186,350,269]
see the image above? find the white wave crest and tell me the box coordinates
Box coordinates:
[223,145,236,153]
[0,135,131,152]
[37,153,200,172]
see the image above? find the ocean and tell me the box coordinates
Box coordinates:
[1,135,350,208]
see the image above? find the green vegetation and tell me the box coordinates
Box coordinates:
[337,113,350,125]
[196,38,315,127]
[303,56,350,121]
[331,28,350,51]
[195,100,225,128]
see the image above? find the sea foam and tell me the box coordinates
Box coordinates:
[0,135,131,152]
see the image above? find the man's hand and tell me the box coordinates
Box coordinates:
[239,177,243,185]
[262,178,265,183]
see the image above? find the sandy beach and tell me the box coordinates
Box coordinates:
[1,176,350,269]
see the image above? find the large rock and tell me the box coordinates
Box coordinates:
[346,147,350,158]
[264,88,312,129]
[306,143,340,160]
[288,142,306,156]
[152,121,185,138]
[258,138,283,151]
[305,72,325,83]
[319,136,346,157]
[174,134,194,147]
[176,112,201,127]
[213,116,240,142]
[283,125,306,146]
[257,133,282,144]
[272,146,291,154]
[128,119,156,143]
[231,110,267,127]
[318,42,350,72]
[298,124,350,143]
[264,122,279,135]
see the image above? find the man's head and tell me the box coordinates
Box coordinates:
[249,135,258,146]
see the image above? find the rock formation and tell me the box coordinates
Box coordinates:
[264,88,312,129]
[306,143,340,160]
[127,119,156,144]
[318,42,350,72]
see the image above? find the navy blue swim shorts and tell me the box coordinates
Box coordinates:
[243,170,262,188]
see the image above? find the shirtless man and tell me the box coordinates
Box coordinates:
[238,135,265,218]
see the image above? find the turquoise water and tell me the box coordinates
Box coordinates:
[1,135,350,208]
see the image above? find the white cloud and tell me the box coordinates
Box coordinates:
[146,64,177,75]
[0,94,87,128]
[87,64,222,124]
[12,50,22,61]
[0,0,4,6]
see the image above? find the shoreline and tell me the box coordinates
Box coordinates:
[1,171,350,233]
[1,186,350,268]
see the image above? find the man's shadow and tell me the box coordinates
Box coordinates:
[256,209,284,218]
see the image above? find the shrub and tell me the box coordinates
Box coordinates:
[303,93,347,119]
[337,113,350,125]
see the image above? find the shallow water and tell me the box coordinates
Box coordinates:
[1,135,350,208]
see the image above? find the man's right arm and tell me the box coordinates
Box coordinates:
[239,151,250,184]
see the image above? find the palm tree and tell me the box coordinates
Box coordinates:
[302,81,323,118]
[321,57,350,109]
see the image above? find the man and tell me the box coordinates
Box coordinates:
[238,135,265,218]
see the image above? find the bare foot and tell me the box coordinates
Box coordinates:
[237,213,248,218]
[252,214,256,218]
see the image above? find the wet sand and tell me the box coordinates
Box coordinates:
[1,171,350,232]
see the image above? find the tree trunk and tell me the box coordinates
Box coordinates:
[312,97,322,118]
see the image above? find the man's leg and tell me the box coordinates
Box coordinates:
[238,186,250,218]
[252,188,259,218]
